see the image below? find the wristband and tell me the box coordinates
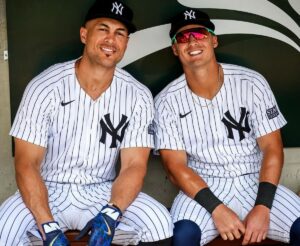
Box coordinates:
[255,182,277,209]
[108,202,122,213]
[194,188,222,214]
[103,203,122,222]
[41,221,61,234]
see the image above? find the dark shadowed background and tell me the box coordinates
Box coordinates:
[6,0,300,147]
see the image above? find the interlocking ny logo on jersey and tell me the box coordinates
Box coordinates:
[100,113,129,148]
[222,107,251,141]
[184,10,196,20]
[111,2,124,15]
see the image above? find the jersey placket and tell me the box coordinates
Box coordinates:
[83,100,100,164]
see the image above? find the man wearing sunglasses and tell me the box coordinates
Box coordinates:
[154,8,300,246]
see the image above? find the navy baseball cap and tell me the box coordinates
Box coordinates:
[169,8,215,38]
[84,0,136,34]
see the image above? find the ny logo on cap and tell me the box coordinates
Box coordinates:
[184,10,196,20]
[111,2,124,15]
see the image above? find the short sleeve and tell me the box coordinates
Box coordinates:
[252,77,287,138]
[121,90,154,148]
[9,80,54,147]
[154,97,185,151]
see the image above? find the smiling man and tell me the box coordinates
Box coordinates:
[0,1,173,245]
[154,8,300,246]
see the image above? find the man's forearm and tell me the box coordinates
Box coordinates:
[256,131,284,210]
[259,153,283,185]
[16,166,53,230]
[110,165,146,211]
[258,130,284,185]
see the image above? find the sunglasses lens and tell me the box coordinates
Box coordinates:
[190,32,207,39]
[175,28,211,43]
[175,33,189,43]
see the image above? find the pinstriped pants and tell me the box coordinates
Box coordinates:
[0,182,173,246]
[170,173,300,246]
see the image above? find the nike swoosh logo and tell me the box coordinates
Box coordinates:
[61,100,75,106]
[50,234,59,246]
[103,218,112,236]
[179,111,192,118]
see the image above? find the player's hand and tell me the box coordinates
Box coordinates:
[76,204,122,246]
[212,204,245,241]
[40,221,70,246]
[242,205,270,245]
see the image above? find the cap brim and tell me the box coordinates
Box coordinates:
[170,19,215,38]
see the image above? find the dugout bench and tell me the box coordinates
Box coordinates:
[65,230,287,245]
[65,190,300,245]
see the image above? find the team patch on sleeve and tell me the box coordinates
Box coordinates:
[266,105,279,119]
[148,123,154,135]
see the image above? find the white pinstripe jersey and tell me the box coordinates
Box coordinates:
[10,59,154,184]
[154,63,287,178]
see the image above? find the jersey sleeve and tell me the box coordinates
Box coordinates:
[9,79,55,147]
[252,77,287,138]
[121,90,154,148]
[154,96,185,151]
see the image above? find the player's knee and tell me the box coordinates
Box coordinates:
[135,202,173,240]
[173,220,201,246]
[152,211,173,240]
[0,211,16,243]
[290,217,300,245]
[145,204,173,238]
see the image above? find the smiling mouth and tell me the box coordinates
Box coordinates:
[188,50,203,56]
[101,46,116,55]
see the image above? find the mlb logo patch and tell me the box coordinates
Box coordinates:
[266,105,279,119]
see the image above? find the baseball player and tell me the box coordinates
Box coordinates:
[154,8,300,246]
[0,1,173,245]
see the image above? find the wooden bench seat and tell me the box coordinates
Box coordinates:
[65,191,298,245]
[65,230,286,245]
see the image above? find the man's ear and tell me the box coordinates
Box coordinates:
[172,44,179,56]
[80,27,87,44]
[212,35,218,48]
